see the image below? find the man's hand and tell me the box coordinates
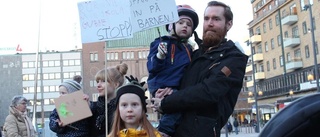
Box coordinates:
[151,97,163,113]
[157,42,167,59]
[155,87,173,99]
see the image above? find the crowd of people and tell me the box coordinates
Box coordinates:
[1,1,248,137]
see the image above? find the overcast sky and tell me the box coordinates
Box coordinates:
[0,0,252,54]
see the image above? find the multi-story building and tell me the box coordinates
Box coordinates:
[22,51,82,125]
[242,0,319,124]
[0,55,23,126]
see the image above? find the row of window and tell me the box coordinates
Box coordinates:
[23,86,60,93]
[23,72,81,81]
[90,51,149,62]
[23,59,81,68]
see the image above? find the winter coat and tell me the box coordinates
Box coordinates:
[4,107,37,137]
[115,128,161,137]
[89,96,116,137]
[49,108,90,137]
[160,40,248,137]
[147,36,193,95]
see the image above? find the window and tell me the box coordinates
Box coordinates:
[292,26,299,38]
[90,52,98,62]
[258,64,264,72]
[312,17,316,30]
[275,14,280,26]
[269,19,273,30]
[294,48,301,58]
[273,58,276,69]
[279,55,283,66]
[302,21,307,34]
[267,61,270,71]
[305,45,310,58]
[300,0,305,11]
[284,31,288,38]
[263,23,266,33]
[257,44,262,53]
[265,42,268,52]
[287,53,291,62]
[271,38,275,49]
[277,35,282,46]
[255,27,261,35]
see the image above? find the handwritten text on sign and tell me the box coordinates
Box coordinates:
[130,0,178,32]
[78,0,132,43]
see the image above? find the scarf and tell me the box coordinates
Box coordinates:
[10,106,36,137]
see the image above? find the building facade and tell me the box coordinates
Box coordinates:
[0,55,23,126]
[243,0,319,124]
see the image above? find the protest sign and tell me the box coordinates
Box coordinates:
[78,0,132,43]
[130,0,179,32]
[77,0,178,43]
[54,90,92,125]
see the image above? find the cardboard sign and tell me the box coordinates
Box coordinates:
[54,90,92,125]
[78,0,133,43]
[77,0,178,43]
[130,0,179,32]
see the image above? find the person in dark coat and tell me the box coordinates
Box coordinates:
[152,1,248,137]
[89,63,128,137]
[49,80,90,137]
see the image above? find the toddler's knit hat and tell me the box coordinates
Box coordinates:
[59,80,82,93]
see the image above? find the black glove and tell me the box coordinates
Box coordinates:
[194,31,203,46]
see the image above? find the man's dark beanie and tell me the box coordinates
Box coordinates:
[115,82,147,112]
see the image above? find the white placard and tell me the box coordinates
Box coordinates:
[130,0,179,32]
[78,0,133,43]
[77,0,178,43]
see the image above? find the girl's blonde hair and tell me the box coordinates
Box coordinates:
[95,63,128,85]
[108,105,157,137]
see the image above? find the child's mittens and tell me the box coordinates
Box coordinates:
[156,42,168,59]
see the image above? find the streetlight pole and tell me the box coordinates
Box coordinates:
[247,38,260,133]
[304,4,319,92]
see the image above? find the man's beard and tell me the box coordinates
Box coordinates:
[202,26,227,48]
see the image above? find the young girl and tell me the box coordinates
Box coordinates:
[108,78,161,137]
[49,79,90,137]
[89,63,128,137]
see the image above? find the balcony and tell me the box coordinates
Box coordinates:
[246,80,254,87]
[255,71,265,80]
[281,15,298,25]
[253,53,264,62]
[281,7,298,26]
[286,58,303,70]
[246,65,253,73]
[250,34,262,44]
[283,37,300,48]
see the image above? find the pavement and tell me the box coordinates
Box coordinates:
[220,132,259,137]
[220,126,260,137]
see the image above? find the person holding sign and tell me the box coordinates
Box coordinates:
[89,63,128,137]
[152,1,248,137]
[146,4,199,137]
[49,80,90,137]
[108,76,161,137]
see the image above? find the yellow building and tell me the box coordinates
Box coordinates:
[243,0,320,124]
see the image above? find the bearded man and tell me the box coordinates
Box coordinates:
[152,1,249,137]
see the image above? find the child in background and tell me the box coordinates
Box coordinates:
[108,76,161,137]
[146,4,199,137]
[49,79,90,137]
[89,63,128,137]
